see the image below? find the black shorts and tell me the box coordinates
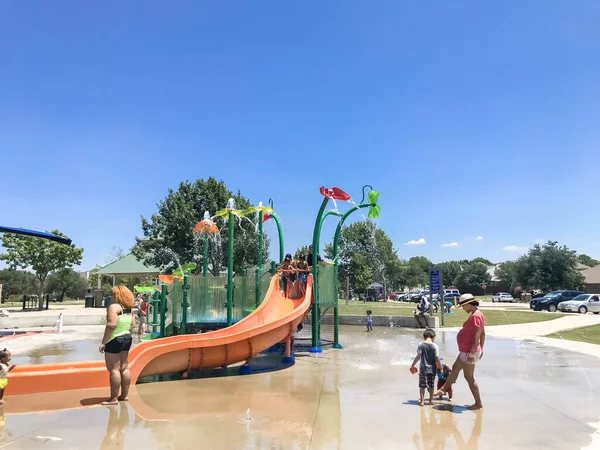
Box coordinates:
[105,334,132,354]
[419,372,435,389]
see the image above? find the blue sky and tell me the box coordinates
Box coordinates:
[1,1,599,270]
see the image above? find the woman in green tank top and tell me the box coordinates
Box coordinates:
[99,285,136,405]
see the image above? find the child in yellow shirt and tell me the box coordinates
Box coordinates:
[0,348,17,404]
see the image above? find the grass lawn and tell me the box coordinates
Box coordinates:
[338,301,414,316]
[337,300,561,327]
[438,309,561,327]
[545,324,600,345]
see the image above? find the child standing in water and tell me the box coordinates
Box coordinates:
[366,310,373,332]
[410,329,442,406]
[437,362,453,401]
[0,349,17,404]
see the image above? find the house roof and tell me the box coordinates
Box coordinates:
[576,263,591,271]
[97,253,161,276]
[486,265,500,282]
[583,264,600,285]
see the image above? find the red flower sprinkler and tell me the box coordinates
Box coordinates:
[319,186,351,201]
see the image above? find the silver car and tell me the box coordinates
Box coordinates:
[558,294,600,314]
[492,292,514,303]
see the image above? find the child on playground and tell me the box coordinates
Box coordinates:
[137,293,149,335]
[437,362,453,400]
[0,349,17,404]
[410,329,442,406]
[280,254,297,297]
[296,255,309,286]
[366,310,373,332]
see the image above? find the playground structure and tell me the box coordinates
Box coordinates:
[3,185,380,398]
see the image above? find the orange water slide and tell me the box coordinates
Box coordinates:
[6,275,312,396]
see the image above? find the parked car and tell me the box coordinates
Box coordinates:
[492,292,514,303]
[443,288,460,296]
[395,292,408,301]
[530,290,585,312]
[390,292,405,301]
[409,291,422,302]
[557,294,600,314]
[411,290,431,303]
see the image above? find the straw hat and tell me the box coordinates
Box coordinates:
[458,293,477,306]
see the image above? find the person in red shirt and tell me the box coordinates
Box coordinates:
[434,293,485,410]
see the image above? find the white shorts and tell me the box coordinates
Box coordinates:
[458,351,481,364]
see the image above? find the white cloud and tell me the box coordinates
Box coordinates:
[503,245,528,253]
[441,242,459,247]
[405,238,426,245]
[476,236,484,241]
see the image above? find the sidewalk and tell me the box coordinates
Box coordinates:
[0,305,106,328]
[483,314,600,339]
[2,304,106,317]
[446,314,600,359]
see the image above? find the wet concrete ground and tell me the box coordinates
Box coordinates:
[2,326,600,449]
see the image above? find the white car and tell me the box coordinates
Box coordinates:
[444,289,460,296]
[492,292,514,303]
[558,294,600,314]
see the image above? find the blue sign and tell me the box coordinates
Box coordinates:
[430,270,441,292]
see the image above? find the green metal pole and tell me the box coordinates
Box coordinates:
[160,284,167,337]
[181,274,189,334]
[268,199,285,263]
[331,202,375,350]
[310,197,330,353]
[333,263,341,349]
[203,232,209,276]
[256,211,263,308]
[314,209,344,350]
[270,260,277,275]
[227,210,234,327]
[152,290,159,334]
[269,212,285,263]
[240,268,248,317]
[331,203,372,257]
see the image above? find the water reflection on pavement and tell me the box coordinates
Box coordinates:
[1,326,599,449]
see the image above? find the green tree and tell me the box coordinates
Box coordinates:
[131,177,270,276]
[514,241,584,292]
[87,268,113,295]
[324,221,402,291]
[387,260,410,291]
[407,256,433,275]
[348,253,373,291]
[470,257,493,266]
[454,262,489,293]
[0,230,84,309]
[495,260,518,291]
[577,254,600,268]
[0,269,39,298]
[293,245,311,261]
[404,256,432,288]
[47,268,88,301]
[433,261,462,287]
